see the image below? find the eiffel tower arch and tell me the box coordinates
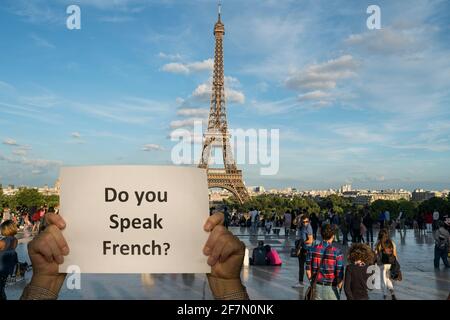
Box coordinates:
[198,5,250,204]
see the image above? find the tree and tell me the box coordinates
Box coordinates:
[370,200,398,220]
[44,195,60,209]
[318,195,352,216]
[14,188,45,209]
[418,197,449,216]
[0,187,4,211]
[397,199,417,219]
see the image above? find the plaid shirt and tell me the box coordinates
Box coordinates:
[305,241,344,285]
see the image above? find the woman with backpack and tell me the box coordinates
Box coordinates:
[375,229,398,300]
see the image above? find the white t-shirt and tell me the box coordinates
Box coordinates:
[250,210,258,222]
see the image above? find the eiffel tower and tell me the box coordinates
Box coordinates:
[198,4,250,204]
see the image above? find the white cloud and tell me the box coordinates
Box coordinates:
[177,108,209,117]
[298,90,330,101]
[141,144,164,151]
[170,118,206,129]
[332,126,386,144]
[2,138,18,146]
[20,93,60,108]
[30,34,55,49]
[188,59,214,72]
[12,149,28,156]
[169,130,204,145]
[71,132,82,139]
[0,81,15,91]
[191,81,245,104]
[8,1,62,24]
[98,16,135,23]
[161,59,213,75]
[161,62,190,75]
[345,26,426,56]
[286,55,358,91]
[158,52,182,60]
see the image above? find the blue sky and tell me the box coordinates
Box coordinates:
[0,0,449,190]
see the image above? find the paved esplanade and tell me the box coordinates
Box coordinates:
[6,227,449,300]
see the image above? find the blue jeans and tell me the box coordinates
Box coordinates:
[314,284,340,300]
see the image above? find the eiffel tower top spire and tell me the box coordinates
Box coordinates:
[214,3,225,35]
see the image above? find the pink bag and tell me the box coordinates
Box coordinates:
[267,249,282,266]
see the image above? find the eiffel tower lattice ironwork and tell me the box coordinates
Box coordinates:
[198,4,250,204]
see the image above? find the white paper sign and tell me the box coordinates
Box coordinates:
[59,166,210,274]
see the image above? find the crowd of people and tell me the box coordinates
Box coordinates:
[1,202,449,300]
[0,205,53,300]
[239,206,450,300]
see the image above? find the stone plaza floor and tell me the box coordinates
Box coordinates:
[5,227,450,300]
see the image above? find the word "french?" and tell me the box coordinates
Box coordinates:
[105,187,168,206]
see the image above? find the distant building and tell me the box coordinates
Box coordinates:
[353,189,411,205]
[412,189,443,202]
[340,184,352,193]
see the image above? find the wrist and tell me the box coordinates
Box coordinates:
[29,274,66,295]
[207,274,249,300]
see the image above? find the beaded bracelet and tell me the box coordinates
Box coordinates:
[20,284,58,300]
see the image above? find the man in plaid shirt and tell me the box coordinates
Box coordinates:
[306,224,344,300]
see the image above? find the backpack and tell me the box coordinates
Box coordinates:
[252,247,267,266]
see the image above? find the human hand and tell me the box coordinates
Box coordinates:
[27,213,69,294]
[203,213,245,280]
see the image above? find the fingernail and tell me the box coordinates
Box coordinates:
[204,246,211,255]
[59,221,66,228]
[204,223,212,231]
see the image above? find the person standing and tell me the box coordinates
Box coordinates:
[1,207,11,223]
[379,211,385,229]
[375,229,398,300]
[249,208,259,234]
[292,214,313,288]
[363,211,374,243]
[344,243,375,300]
[265,215,273,234]
[331,212,340,242]
[342,211,352,245]
[425,212,433,233]
[417,213,425,235]
[305,224,344,300]
[284,210,292,237]
[223,206,230,229]
[384,211,390,229]
[397,211,406,233]
[310,212,319,240]
[351,213,362,243]
[433,221,450,269]
[433,210,440,231]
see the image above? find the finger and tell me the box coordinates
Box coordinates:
[30,237,54,263]
[219,236,245,262]
[46,234,64,265]
[219,238,245,263]
[204,213,224,232]
[46,225,70,255]
[208,234,232,266]
[203,225,228,255]
[45,213,66,229]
